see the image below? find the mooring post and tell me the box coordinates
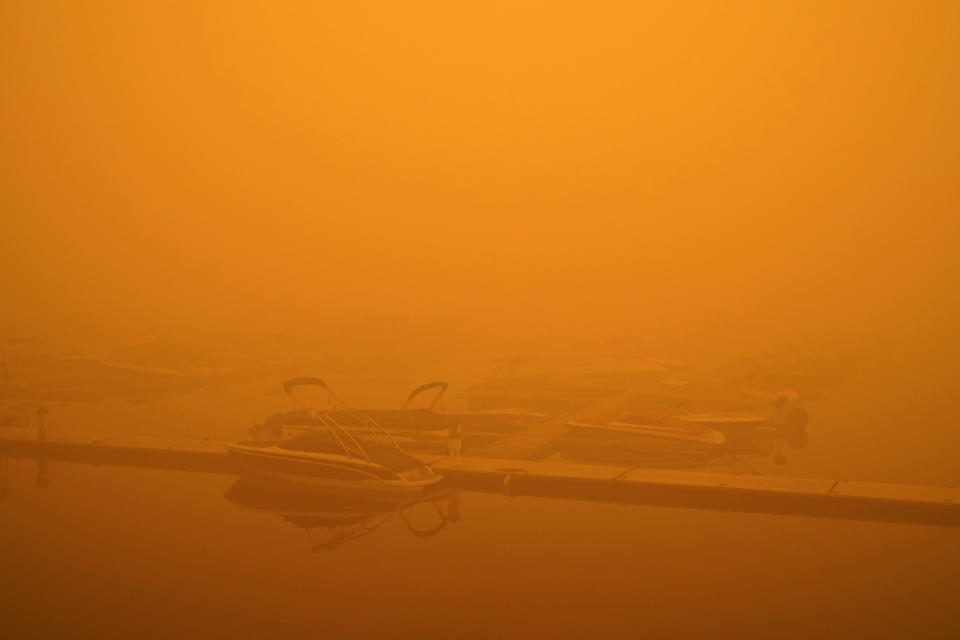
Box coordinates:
[36,407,50,488]
[448,423,462,464]
[35,406,50,439]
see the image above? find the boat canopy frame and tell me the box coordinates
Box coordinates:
[400,381,448,411]
[281,377,404,462]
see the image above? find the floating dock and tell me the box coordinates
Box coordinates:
[1,426,957,527]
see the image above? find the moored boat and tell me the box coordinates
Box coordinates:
[228,378,443,496]
[563,410,726,452]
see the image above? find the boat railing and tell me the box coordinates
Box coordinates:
[283,377,404,455]
[352,411,403,449]
[313,411,371,461]
[400,381,448,411]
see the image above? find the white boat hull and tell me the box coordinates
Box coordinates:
[226,444,442,497]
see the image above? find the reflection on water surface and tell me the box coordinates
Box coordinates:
[224,477,456,551]
[1,459,956,639]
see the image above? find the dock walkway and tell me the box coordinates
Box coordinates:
[1,426,957,527]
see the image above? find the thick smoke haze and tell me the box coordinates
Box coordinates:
[2,4,959,639]
[2,1,958,361]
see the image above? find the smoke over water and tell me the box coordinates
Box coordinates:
[1,2,958,638]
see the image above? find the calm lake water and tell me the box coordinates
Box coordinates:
[2,346,959,638]
[1,458,956,639]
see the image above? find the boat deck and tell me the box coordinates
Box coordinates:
[1,426,957,527]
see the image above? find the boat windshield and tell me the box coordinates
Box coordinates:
[278,430,425,473]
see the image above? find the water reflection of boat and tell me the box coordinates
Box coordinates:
[228,378,443,496]
[224,477,453,551]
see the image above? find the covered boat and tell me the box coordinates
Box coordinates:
[249,380,457,453]
[563,410,726,452]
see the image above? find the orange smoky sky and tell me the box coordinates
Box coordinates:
[1,1,957,350]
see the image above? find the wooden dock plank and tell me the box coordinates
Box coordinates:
[2,427,958,526]
[434,456,632,480]
[464,420,568,460]
[830,480,960,505]
[617,468,837,496]
[0,427,239,474]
